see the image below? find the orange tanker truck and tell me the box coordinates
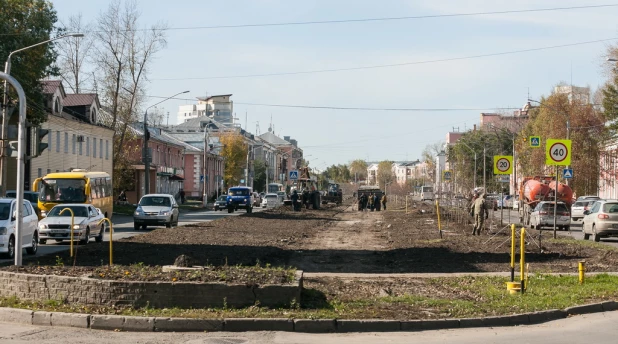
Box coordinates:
[518,176,573,225]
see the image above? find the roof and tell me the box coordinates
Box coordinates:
[196,94,233,102]
[41,80,63,95]
[63,93,100,107]
[258,131,291,145]
[128,123,202,152]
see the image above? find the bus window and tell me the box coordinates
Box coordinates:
[39,179,87,203]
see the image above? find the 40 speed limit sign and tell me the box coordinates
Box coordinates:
[493,155,513,175]
[545,139,572,166]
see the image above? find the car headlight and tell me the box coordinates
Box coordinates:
[134,207,144,216]
[0,227,7,235]
[160,210,170,216]
[40,210,47,217]
[39,223,48,230]
[73,224,86,230]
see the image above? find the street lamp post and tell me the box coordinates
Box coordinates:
[0,33,84,197]
[143,90,189,197]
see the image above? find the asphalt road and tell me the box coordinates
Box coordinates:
[0,206,263,265]
[0,311,617,343]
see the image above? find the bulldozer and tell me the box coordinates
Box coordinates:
[322,181,343,205]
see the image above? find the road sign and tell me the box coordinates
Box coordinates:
[530,136,541,148]
[493,155,513,175]
[545,139,572,166]
[443,170,452,181]
[497,175,510,183]
[289,170,299,180]
[200,175,204,182]
[563,168,573,179]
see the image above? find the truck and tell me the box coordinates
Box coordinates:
[356,185,384,211]
[518,176,573,225]
[321,181,343,205]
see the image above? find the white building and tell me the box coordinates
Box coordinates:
[554,85,590,104]
[177,94,234,125]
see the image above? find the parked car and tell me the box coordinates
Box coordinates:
[261,193,280,208]
[214,195,227,211]
[0,198,39,258]
[582,200,618,242]
[133,194,179,230]
[497,195,514,209]
[512,196,519,210]
[226,186,254,213]
[6,190,41,219]
[577,195,601,201]
[276,191,287,203]
[38,204,105,245]
[571,200,596,222]
[529,201,571,231]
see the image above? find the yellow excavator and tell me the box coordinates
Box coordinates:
[289,167,321,209]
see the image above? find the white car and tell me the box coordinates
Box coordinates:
[276,191,287,203]
[571,200,596,222]
[38,204,105,245]
[529,201,571,231]
[0,198,39,258]
[134,194,180,230]
[262,193,280,208]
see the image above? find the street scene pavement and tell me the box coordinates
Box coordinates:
[1,311,617,344]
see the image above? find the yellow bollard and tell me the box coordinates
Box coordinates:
[510,224,516,282]
[579,261,585,284]
[59,208,75,257]
[520,227,526,294]
[436,200,443,238]
[98,218,114,266]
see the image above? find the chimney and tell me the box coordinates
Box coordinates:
[473,124,477,131]
[284,136,291,142]
[290,139,297,147]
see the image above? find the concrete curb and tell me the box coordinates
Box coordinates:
[0,302,616,333]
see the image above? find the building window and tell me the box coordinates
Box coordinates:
[105,140,109,160]
[48,130,52,151]
[46,169,51,174]
[56,131,60,152]
[93,137,97,158]
[86,137,90,156]
[99,139,103,158]
[72,134,76,154]
[79,140,83,155]
[64,132,68,153]
[37,168,42,178]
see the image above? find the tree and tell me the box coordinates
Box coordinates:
[376,160,394,189]
[220,132,248,187]
[421,142,444,184]
[349,159,368,182]
[55,13,94,93]
[0,0,59,125]
[253,159,267,193]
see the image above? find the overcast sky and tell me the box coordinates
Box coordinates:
[50,0,618,169]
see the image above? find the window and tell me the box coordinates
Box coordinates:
[99,139,103,158]
[105,140,109,160]
[23,202,31,217]
[46,169,51,174]
[93,137,97,158]
[55,131,60,152]
[79,140,82,155]
[48,130,52,151]
[72,134,76,154]
[37,168,42,178]
[64,133,68,153]
[86,137,90,156]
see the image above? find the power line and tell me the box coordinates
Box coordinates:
[152,38,618,80]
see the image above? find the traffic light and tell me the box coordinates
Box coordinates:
[32,127,49,157]
[7,141,18,158]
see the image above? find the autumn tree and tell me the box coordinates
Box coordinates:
[220,132,248,187]
[421,141,444,184]
[348,159,368,182]
[376,160,394,189]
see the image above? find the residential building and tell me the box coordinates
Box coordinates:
[258,129,303,186]
[367,163,378,185]
[599,140,618,199]
[554,85,590,104]
[6,80,114,191]
[177,94,234,125]
[392,160,422,186]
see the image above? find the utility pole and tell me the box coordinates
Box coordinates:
[483,145,487,192]
[202,127,209,207]
[565,120,570,186]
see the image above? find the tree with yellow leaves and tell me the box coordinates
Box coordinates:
[219,132,248,188]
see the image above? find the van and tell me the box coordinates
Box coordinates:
[226,186,254,213]
[421,186,434,201]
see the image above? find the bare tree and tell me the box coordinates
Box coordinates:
[56,13,95,93]
[93,0,167,190]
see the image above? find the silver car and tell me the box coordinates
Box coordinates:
[571,200,595,222]
[38,204,105,245]
[133,194,179,230]
[529,201,571,231]
[582,200,618,242]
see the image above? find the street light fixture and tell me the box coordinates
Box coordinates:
[1,33,85,196]
[143,90,189,196]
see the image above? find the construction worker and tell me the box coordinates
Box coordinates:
[291,190,300,211]
[470,193,489,235]
[381,194,387,210]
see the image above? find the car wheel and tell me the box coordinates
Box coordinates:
[592,225,601,242]
[134,223,140,231]
[95,225,104,243]
[5,236,15,259]
[564,226,570,231]
[227,208,233,213]
[79,228,90,245]
[39,239,47,245]
[142,225,147,231]
[166,221,171,228]
[247,207,253,214]
[583,227,590,240]
[26,232,38,255]
[174,216,179,226]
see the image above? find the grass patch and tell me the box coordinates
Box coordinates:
[179,200,205,211]
[2,274,617,320]
[548,238,618,251]
[113,204,136,216]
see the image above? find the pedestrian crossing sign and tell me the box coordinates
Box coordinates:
[289,170,299,180]
[563,168,573,179]
[443,170,452,181]
[530,136,541,148]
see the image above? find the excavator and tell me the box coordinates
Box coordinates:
[288,167,321,209]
